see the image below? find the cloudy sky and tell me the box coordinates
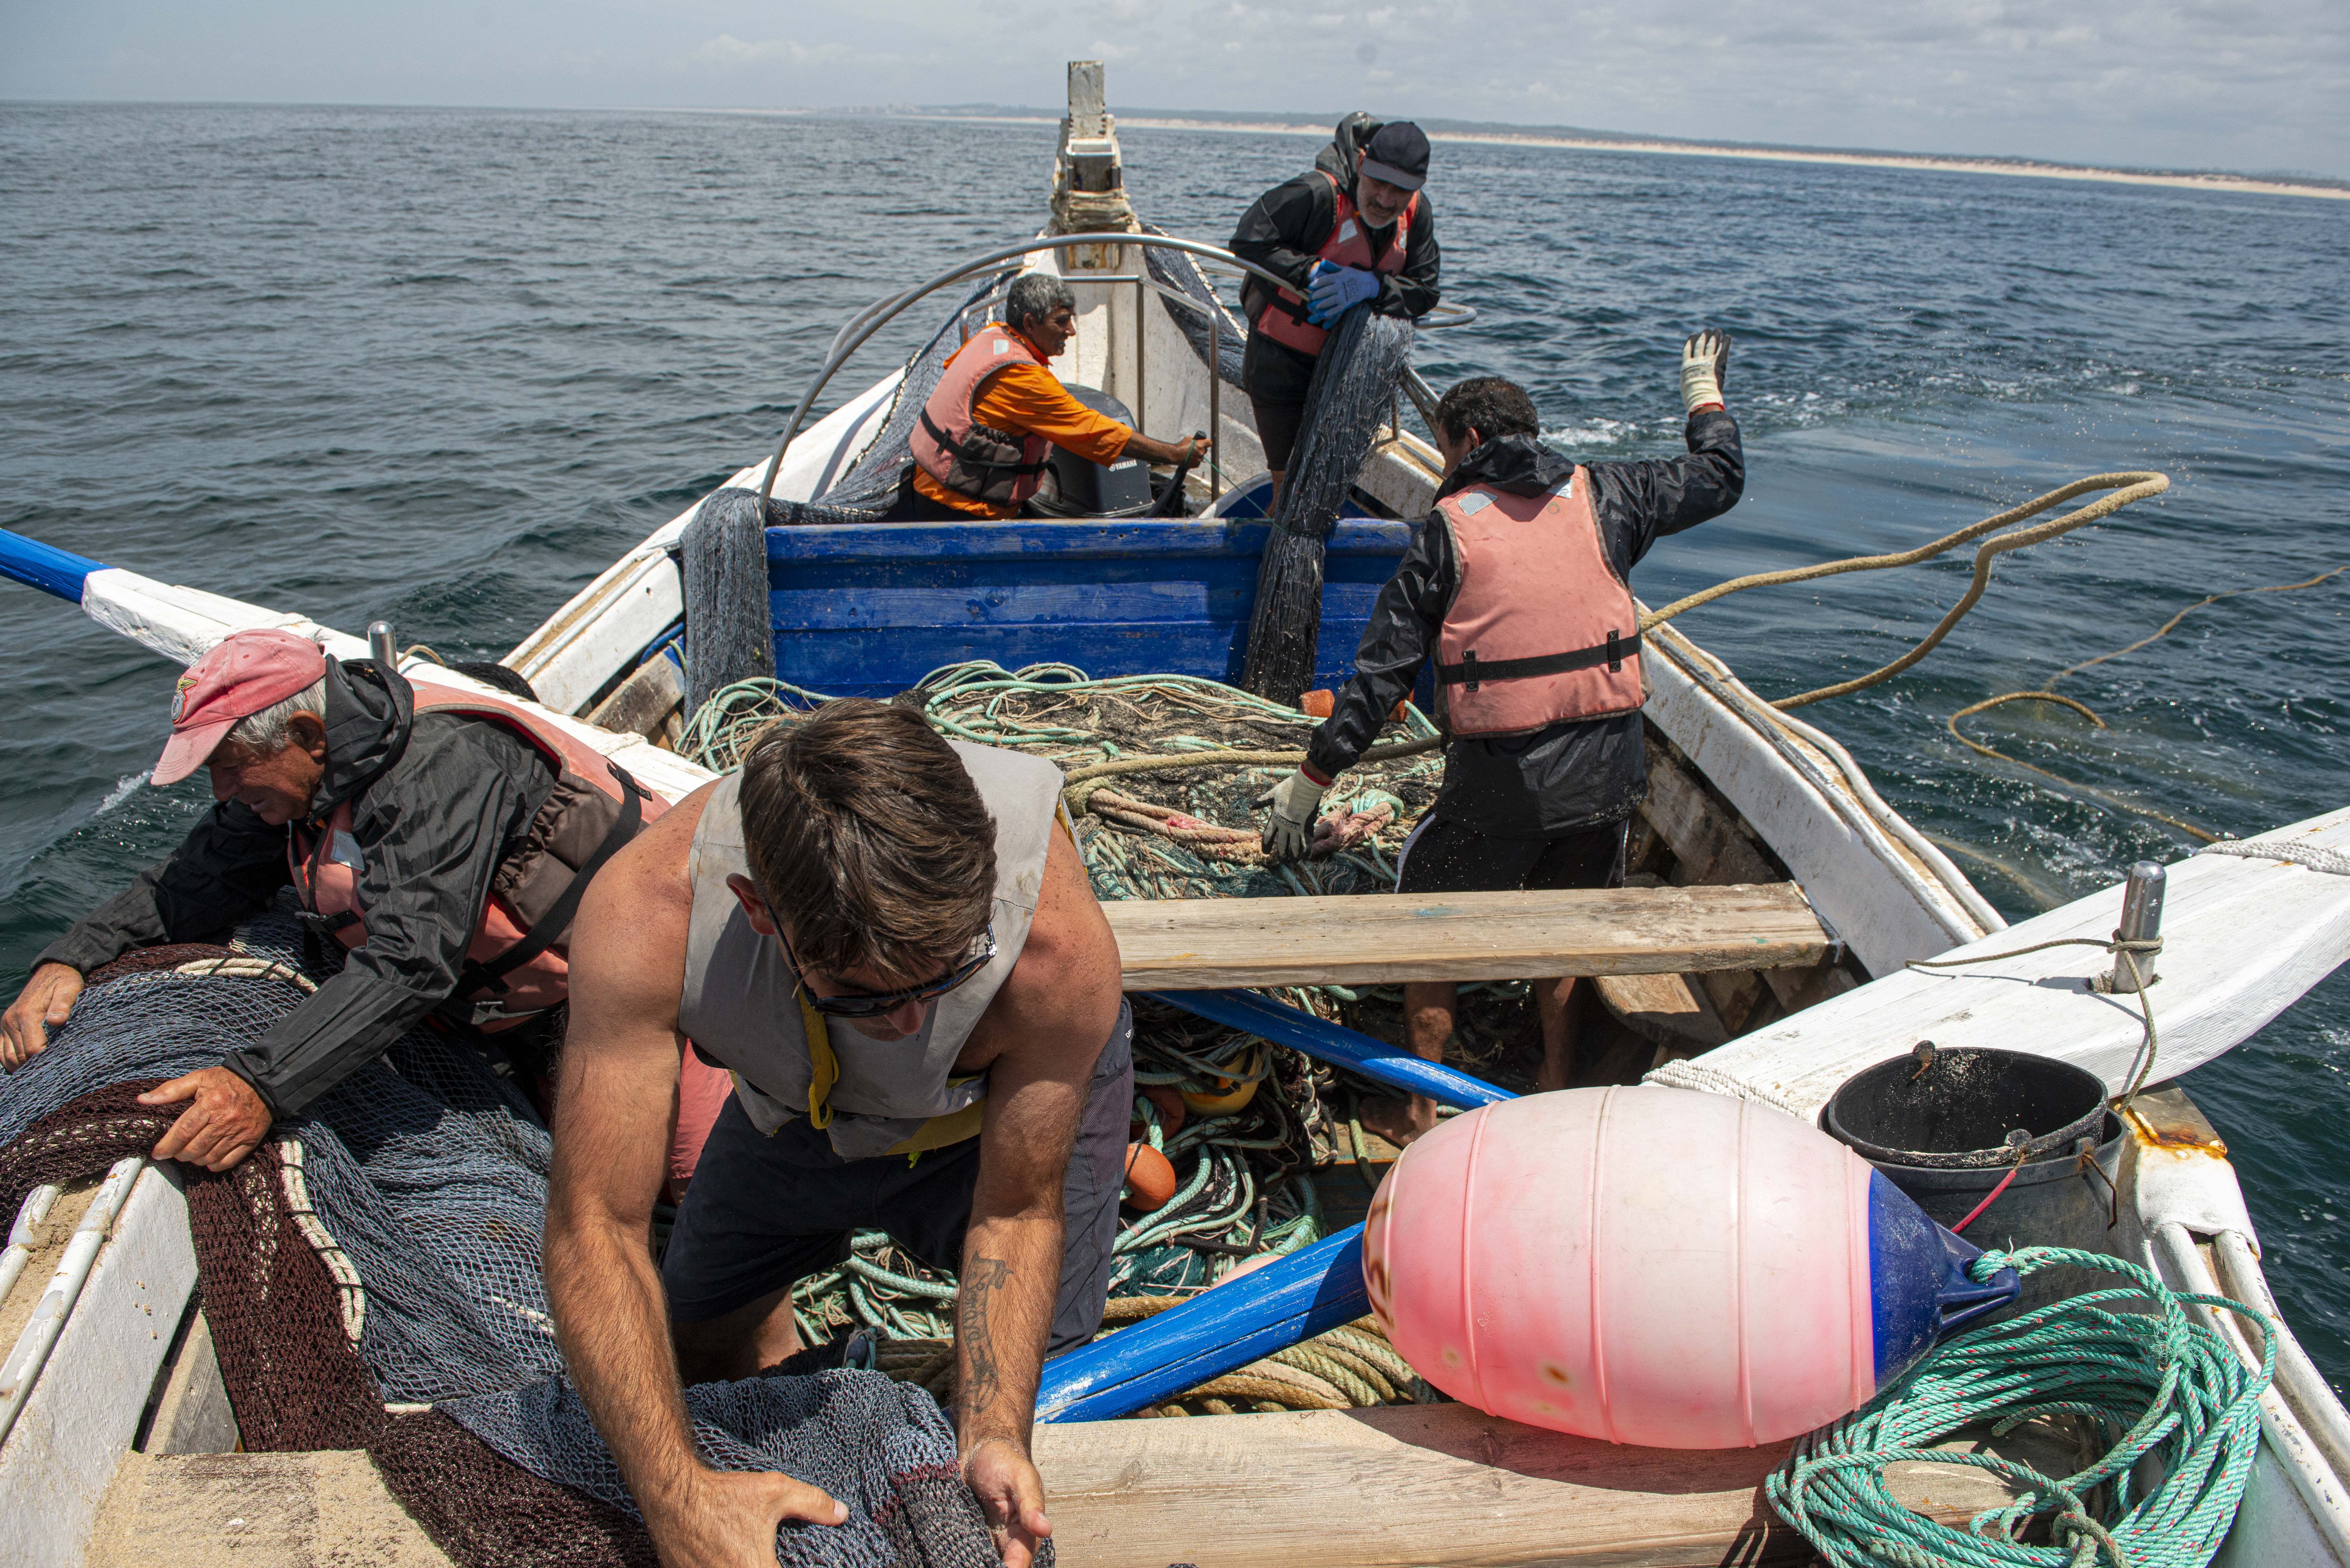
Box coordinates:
[5,0,2344,177]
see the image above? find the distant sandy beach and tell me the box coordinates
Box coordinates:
[904,110,2350,203]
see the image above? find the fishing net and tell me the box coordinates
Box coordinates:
[683,488,780,714]
[0,908,1025,1568]
[1241,306,1417,705]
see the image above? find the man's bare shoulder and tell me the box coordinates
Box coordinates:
[984,824,1121,1066]
[603,778,719,905]
[569,779,722,1022]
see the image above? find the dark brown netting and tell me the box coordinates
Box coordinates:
[0,1083,656,1566]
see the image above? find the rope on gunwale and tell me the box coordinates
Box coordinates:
[1769,1246,2272,1568]
[1907,934,2165,1104]
[1640,1059,1806,1119]
[2199,837,2350,877]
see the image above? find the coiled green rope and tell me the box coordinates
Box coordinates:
[1769,1246,2273,1568]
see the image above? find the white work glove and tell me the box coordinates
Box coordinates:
[1679,328,1731,414]
[1256,767,1331,862]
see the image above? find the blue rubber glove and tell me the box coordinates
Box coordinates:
[1306,262,1380,326]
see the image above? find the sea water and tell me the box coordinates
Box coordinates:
[2,103,2344,1387]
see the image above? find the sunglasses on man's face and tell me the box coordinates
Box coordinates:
[777,925,998,1019]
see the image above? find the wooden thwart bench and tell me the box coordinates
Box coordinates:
[1037,1403,2087,1567]
[87,1406,2079,1568]
[1104,882,1828,991]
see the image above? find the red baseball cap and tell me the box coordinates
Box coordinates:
[152,629,329,787]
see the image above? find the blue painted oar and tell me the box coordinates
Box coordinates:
[1147,986,1512,1108]
[0,529,104,602]
[1038,1228,1374,1421]
[1038,996,1516,1420]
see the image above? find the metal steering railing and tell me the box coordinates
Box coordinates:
[755,232,1474,508]
[759,233,1286,507]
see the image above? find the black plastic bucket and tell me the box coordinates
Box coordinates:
[1826,1045,2121,1313]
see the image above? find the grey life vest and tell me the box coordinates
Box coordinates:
[678,741,1069,1160]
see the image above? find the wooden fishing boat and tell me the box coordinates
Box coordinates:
[4,61,2348,1568]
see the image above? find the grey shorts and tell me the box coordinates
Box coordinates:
[661,1000,1134,1356]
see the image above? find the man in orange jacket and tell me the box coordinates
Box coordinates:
[890,272,1207,521]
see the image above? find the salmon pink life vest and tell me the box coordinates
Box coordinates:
[1255,170,1418,358]
[288,680,659,1029]
[910,324,1056,508]
[1433,471,1645,738]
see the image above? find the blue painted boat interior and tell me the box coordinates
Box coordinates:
[764,515,1433,705]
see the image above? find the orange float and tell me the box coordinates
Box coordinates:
[1122,1142,1178,1211]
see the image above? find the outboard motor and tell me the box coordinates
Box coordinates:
[1028,384,1153,517]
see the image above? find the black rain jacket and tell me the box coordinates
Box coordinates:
[36,658,556,1115]
[1229,168,1442,407]
[1306,416,1745,837]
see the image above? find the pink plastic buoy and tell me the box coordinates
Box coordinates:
[1363,1086,2015,1449]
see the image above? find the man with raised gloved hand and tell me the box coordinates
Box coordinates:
[1230,115,1441,503]
[1260,332,1742,1145]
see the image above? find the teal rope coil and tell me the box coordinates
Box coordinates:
[1769,1246,2274,1568]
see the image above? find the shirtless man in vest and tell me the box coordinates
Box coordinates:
[1230,117,1441,501]
[545,700,1128,1568]
[882,270,1209,522]
[0,629,668,1172]
[1256,337,1742,1143]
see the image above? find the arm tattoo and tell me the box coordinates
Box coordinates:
[959,1257,1012,1414]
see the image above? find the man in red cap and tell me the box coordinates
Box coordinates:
[0,628,651,1172]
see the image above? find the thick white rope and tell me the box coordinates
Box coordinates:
[1640,1059,1807,1119]
[176,955,319,992]
[278,1138,367,1345]
[2199,838,2350,877]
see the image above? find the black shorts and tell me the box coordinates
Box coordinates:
[1249,397,1308,473]
[1242,324,1318,471]
[660,1000,1134,1355]
[1394,813,1629,896]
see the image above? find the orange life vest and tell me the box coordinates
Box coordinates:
[909,324,1055,508]
[1254,170,1418,357]
[289,680,658,1027]
[1433,471,1645,738]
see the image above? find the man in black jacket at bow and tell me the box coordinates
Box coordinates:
[1258,335,1743,1142]
[1230,115,1442,501]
